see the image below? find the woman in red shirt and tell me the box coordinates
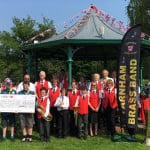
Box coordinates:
[89,82,101,136]
[103,79,118,138]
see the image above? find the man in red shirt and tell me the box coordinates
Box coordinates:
[35,71,52,99]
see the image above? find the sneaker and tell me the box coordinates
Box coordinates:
[21,137,27,142]
[10,138,15,142]
[28,138,32,142]
[83,136,87,140]
[46,138,50,142]
[78,135,82,139]
[58,135,63,138]
[1,138,6,142]
[40,138,45,142]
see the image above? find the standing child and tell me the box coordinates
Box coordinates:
[89,82,101,136]
[54,88,69,138]
[37,87,50,142]
[1,78,16,141]
[103,79,118,138]
[18,81,35,142]
[68,81,80,136]
[75,86,89,140]
[49,79,60,134]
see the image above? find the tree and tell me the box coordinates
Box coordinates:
[0,16,56,83]
[127,0,150,34]
[127,0,150,80]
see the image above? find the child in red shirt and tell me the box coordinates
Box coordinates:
[75,86,89,140]
[37,87,50,142]
[68,81,80,136]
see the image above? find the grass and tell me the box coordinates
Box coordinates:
[0,130,149,150]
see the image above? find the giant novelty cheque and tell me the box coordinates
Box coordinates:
[0,94,36,113]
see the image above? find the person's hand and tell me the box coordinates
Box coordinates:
[95,107,99,112]
[101,107,104,112]
[59,101,64,108]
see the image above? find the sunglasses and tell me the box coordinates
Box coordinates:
[24,78,30,80]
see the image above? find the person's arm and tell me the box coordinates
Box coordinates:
[54,97,60,107]
[44,98,50,117]
[34,82,38,98]
[88,101,95,111]
[48,81,52,89]
[74,96,79,108]
[96,98,101,112]
[30,82,35,92]
[88,93,96,111]
[16,82,22,93]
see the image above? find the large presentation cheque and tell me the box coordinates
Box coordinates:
[0,94,36,113]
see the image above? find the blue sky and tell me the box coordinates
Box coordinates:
[0,0,130,32]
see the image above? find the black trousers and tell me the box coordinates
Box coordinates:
[38,118,50,140]
[98,105,106,129]
[105,107,116,136]
[58,110,69,137]
[69,110,77,135]
[128,128,135,136]
[50,107,58,134]
[77,114,88,137]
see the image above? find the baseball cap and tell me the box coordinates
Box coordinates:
[4,78,12,84]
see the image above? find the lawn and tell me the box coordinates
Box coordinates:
[0,130,149,150]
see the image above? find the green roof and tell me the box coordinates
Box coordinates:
[22,5,150,60]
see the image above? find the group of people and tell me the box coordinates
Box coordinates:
[0,69,142,142]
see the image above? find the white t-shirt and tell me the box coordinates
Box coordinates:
[17,82,35,93]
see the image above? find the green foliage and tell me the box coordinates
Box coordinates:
[142,56,150,79]
[127,0,150,79]
[37,59,66,80]
[11,16,36,42]
[72,60,116,81]
[0,16,56,83]
[37,17,56,40]
[127,0,150,34]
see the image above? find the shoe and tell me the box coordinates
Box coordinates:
[129,136,137,142]
[28,138,32,142]
[62,135,66,139]
[10,138,15,142]
[83,136,87,140]
[90,133,94,137]
[40,138,45,142]
[1,138,6,142]
[95,132,98,136]
[58,135,63,138]
[46,138,50,142]
[21,137,27,142]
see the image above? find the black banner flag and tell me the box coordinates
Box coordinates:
[117,24,141,129]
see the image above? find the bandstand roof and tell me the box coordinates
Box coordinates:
[22,5,150,60]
